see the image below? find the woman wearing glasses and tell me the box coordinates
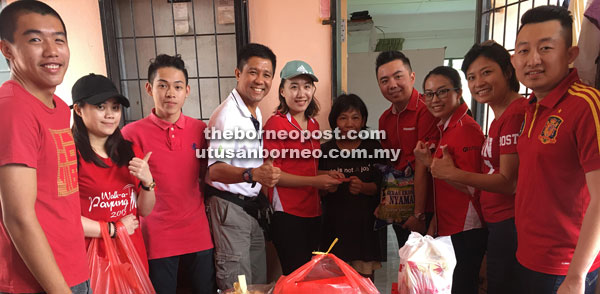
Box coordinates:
[414,66,486,294]
[428,42,525,294]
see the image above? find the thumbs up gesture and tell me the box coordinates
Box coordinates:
[252,158,281,188]
[129,152,154,186]
[430,145,456,180]
[413,140,433,167]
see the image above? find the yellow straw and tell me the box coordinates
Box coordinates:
[312,238,338,255]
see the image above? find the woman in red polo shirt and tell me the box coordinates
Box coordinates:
[428,42,526,294]
[414,66,486,294]
[71,74,156,273]
[263,60,342,275]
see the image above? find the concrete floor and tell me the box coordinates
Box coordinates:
[374,226,400,294]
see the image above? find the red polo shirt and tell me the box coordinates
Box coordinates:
[515,69,600,275]
[122,110,213,259]
[263,111,321,218]
[379,88,439,170]
[379,88,439,212]
[480,97,527,223]
[433,103,485,236]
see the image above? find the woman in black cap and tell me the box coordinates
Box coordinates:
[71,74,156,275]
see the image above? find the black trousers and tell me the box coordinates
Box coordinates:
[148,248,216,294]
[486,218,518,294]
[450,228,488,294]
[271,211,321,275]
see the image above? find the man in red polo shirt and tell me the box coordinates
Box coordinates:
[511,5,600,293]
[0,1,89,293]
[376,51,439,245]
[122,54,215,293]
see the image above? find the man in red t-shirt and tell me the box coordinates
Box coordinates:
[0,2,90,293]
[512,5,600,293]
[376,51,439,246]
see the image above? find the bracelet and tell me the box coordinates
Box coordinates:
[109,222,116,238]
[106,222,112,237]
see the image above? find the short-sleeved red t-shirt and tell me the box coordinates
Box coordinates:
[122,111,213,260]
[78,144,148,271]
[0,81,89,293]
[263,111,321,218]
[479,97,527,223]
[516,69,600,275]
[433,103,485,236]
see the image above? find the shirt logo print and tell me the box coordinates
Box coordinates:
[50,128,79,196]
[538,115,564,144]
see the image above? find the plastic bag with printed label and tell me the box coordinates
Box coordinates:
[273,253,379,294]
[374,163,415,229]
[87,221,155,294]
[397,232,456,294]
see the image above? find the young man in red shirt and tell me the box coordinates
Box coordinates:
[122,54,215,293]
[0,1,90,293]
[512,5,600,293]
[376,51,439,245]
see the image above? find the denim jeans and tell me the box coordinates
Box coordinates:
[516,263,599,294]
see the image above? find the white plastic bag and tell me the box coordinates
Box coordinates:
[397,232,456,294]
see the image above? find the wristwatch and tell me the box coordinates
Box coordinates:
[242,168,254,183]
[140,180,156,191]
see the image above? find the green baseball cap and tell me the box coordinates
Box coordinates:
[279,60,318,82]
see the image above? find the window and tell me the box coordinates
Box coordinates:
[100,0,248,123]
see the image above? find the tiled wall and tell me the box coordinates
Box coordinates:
[112,0,238,123]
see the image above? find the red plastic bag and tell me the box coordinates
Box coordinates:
[273,253,379,294]
[87,221,155,294]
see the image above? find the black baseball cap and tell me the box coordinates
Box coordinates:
[71,73,130,108]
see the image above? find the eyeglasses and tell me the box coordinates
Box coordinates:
[423,88,459,101]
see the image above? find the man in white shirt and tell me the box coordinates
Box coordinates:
[205,43,280,290]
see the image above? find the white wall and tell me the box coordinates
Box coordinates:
[348,11,476,59]
[347,48,446,129]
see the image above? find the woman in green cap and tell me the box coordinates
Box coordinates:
[263,60,343,275]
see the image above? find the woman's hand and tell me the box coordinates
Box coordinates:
[430,146,457,181]
[313,174,343,191]
[328,169,345,180]
[413,141,433,168]
[129,152,153,186]
[118,214,139,235]
[348,176,364,195]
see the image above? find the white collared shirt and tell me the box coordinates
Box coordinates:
[206,88,263,197]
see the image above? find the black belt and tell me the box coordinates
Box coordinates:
[206,185,255,208]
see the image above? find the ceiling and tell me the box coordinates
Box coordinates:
[347,0,478,57]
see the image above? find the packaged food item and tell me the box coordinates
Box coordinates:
[374,163,415,228]
[398,232,456,294]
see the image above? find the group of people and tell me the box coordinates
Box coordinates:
[0,2,599,294]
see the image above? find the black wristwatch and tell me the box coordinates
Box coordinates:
[242,168,254,183]
[140,180,156,191]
